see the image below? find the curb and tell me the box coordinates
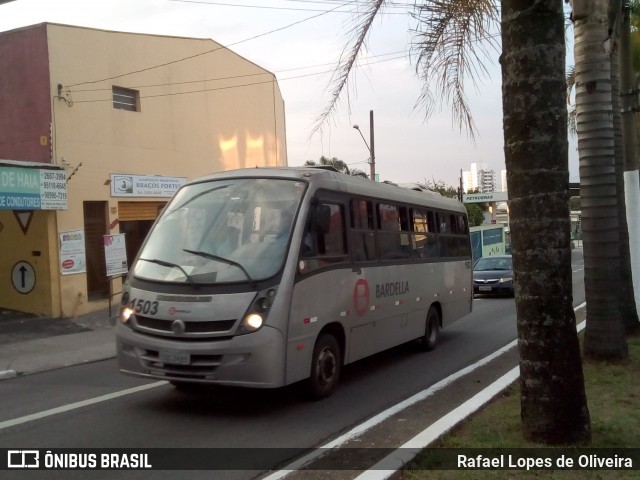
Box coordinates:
[0,329,116,380]
[0,369,17,380]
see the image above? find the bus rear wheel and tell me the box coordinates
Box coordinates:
[420,306,440,351]
[306,333,341,400]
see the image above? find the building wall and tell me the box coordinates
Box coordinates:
[0,24,52,163]
[0,209,60,315]
[0,23,288,317]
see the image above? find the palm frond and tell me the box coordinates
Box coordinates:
[310,0,386,138]
[566,65,576,104]
[410,0,499,140]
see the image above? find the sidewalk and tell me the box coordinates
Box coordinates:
[0,307,117,379]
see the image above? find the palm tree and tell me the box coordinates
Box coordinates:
[621,2,640,330]
[572,0,629,360]
[613,1,640,334]
[567,2,639,334]
[314,0,590,444]
[501,0,590,444]
[304,156,369,177]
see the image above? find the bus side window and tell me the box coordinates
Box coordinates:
[377,203,410,260]
[299,202,347,274]
[350,199,376,262]
[412,208,431,259]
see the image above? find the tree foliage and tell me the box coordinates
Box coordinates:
[419,178,459,198]
[311,0,498,139]
[465,203,485,226]
[304,156,368,177]
[419,178,484,226]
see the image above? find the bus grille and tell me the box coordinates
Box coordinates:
[133,315,236,337]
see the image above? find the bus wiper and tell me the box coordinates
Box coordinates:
[139,258,196,285]
[182,249,256,287]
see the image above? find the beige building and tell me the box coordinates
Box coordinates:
[0,23,287,318]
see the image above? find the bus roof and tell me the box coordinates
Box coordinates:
[186,166,466,213]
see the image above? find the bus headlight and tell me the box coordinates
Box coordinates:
[121,307,135,323]
[243,313,264,331]
[237,288,277,335]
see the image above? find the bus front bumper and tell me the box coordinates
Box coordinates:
[116,322,286,388]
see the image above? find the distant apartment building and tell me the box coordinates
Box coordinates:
[463,162,498,193]
[0,23,287,317]
[477,168,497,193]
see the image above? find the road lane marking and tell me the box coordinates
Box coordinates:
[2,302,589,474]
[0,381,166,431]
[355,303,587,480]
[264,302,587,480]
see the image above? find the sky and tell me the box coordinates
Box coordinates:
[0,0,579,187]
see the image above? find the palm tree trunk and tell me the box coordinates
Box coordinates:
[610,0,639,332]
[501,0,590,444]
[573,0,628,360]
[620,3,640,331]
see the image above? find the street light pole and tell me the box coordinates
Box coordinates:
[353,110,376,181]
[369,110,375,182]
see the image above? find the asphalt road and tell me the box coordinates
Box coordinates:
[0,249,586,480]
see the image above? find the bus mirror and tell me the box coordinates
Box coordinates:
[311,204,331,234]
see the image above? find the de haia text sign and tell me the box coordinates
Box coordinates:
[0,165,68,210]
[110,174,187,198]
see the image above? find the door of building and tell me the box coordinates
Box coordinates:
[118,201,166,269]
[83,201,109,300]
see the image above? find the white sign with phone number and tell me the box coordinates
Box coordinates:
[104,234,128,277]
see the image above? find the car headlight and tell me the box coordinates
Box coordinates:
[237,287,277,335]
[499,276,513,283]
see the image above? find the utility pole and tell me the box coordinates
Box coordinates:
[353,110,376,181]
[369,110,375,182]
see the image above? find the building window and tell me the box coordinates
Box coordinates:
[112,86,140,111]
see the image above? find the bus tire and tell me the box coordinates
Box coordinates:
[421,306,440,351]
[306,333,341,400]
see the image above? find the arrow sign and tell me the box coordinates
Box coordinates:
[19,265,27,288]
[11,261,35,294]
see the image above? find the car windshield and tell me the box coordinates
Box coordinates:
[133,177,307,284]
[474,257,512,271]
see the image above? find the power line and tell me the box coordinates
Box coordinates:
[169,0,413,12]
[169,0,353,12]
[70,53,408,104]
[64,1,498,94]
[70,49,409,93]
[67,0,390,88]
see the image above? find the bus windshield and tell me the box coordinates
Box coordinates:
[133,177,307,284]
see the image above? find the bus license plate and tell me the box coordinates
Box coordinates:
[479,285,492,292]
[159,350,190,365]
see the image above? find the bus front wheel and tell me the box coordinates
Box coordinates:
[306,334,341,400]
[420,306,440,351]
